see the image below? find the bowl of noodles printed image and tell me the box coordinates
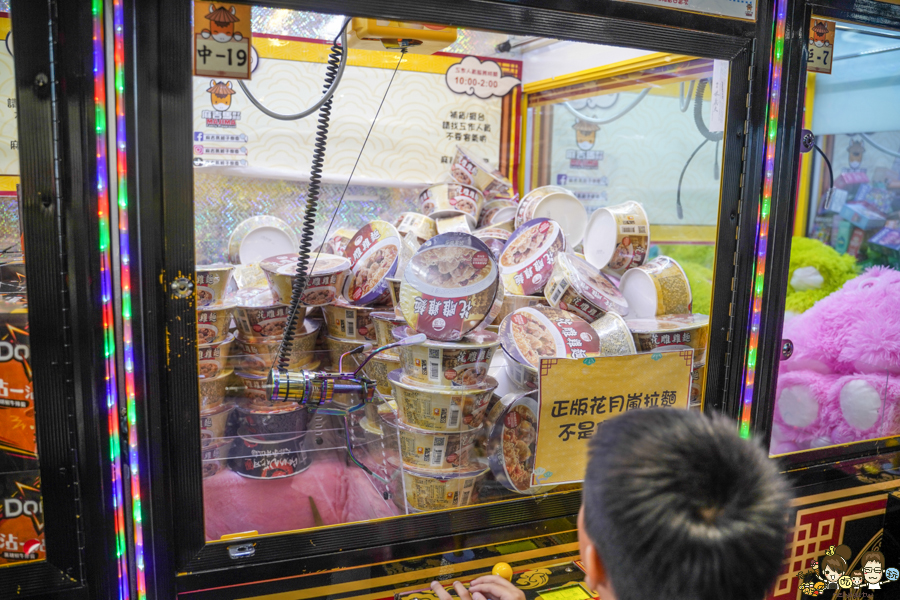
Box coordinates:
[343,221,401,306]
[499,306,600,369]
[488,393,541,493]
[499,219,566,296]
[418,183,485,228]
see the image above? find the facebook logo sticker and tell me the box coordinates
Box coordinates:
[194,132,204,142]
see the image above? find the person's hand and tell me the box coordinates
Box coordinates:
[429,577,525,600]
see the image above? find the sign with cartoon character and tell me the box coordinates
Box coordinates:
[193,2,252,80]
[796,544,899,598]
[808,18,836,75]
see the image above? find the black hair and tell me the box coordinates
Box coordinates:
[582,409,790,600]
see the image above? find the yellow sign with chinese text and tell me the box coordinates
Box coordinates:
[532,351,692,486]
[808,18,836,75]
[193,2,252,80]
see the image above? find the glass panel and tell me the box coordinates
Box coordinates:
[193,4,727,540]
[771,22,900,456]
[0,3,45,567]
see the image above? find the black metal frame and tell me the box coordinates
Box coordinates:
[749,0,900,470]
[1,1,121,599]
[122,0,775,597]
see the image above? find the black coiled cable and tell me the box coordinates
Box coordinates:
[276,40,344,371]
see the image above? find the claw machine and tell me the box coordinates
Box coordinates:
[117,0,780,598]
[739,0,900,597]
[0,0,129,598]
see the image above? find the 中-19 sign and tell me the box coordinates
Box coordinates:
[193,2,252,80]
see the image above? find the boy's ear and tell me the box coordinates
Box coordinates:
[582,540,610,596]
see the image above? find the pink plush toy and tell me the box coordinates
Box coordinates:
[772,267,900,454]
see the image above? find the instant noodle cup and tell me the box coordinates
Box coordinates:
[385,278,403,318]
[344,221,400,306]
[544,253,629,321]
[499,219,566,295]
[393,326,500,388]
[589,313,637,357]
[436,215,472,235]
[325,335,371,372]
[201,440,232,478]
[583,201,650,276]
[393,464,488,511]
[229,287,304,338]
[495,292,549,323]
[690,363,706,406]
[502,349,538,391]
[260,252,351,307]
[515,186,587,247]
[380,410,481,471]
[323,301,388,341]
[232,320,320,374]
[419,183,485,228]
[371,311,407,358]
[394,212,438,242]
[318,227,357,256]
[200,402,234,447]
[197,302,234,345]
[388,369,496,431]
[400,232,501,341]
[196,263,234,307]
[234,403,308,439]
[479,200,518,229]
[626,313,709,365]
[487,393,541,493]
[199,368,232,410]
[198,332,235,379]
[230,434,311,479]
[235,371,270,404]
[474,227,511,261]
[361,352,401,396]
[618,256,692,318]
[450,146,513,199]
[499,306,600,369]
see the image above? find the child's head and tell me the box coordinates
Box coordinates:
[851,570,863,586]
[821,546,851,582]
[578,409,790,600]
[862,551,885,584]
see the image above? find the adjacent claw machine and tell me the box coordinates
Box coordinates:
[117,0,779,598]
[740,0,900,597]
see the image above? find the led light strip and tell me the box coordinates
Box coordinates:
[112,0,146,596]
[93,0,130,597]
[739,0,787,439]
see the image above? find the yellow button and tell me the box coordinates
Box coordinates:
[492,562,513,581]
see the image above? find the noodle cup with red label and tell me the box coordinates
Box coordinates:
[229,287,305,338]
[344,221,400,306]
[626,313,709,365]
[474,227,510,261]
[499,218,567,296]
[544,252,629,322]
[393,325,500,389]
[500,306,600,369]
[584,201,650,277]
[381,410,481,471]
[450,146,514,199]
[618,256,692,318]
[260,252,350,307]
[394,212,438,242]
[198,332,235,379]
[515,186,587,247]
[495,292,549,324]
[196,303,234,345]
[230,434,311,479]
[323,300,389,341]
[488,393,541,493]
[400,232,500,342]
[232,319,320,374]
[419,183,485,228]
[200,402,234,447]
[479,200,518,229]
[318,227,356,256]
[388,369,496,432]
[196,263,234,307]
[201,440,232,478]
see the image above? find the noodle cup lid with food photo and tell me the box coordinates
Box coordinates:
[343,221,401,306]
[260,252,350,306]
[544,252,629,321]
[499,218,567,296]
[488,392,543,493]
[419,183,485,228]
[196,263,234,307]
[618,256,692,318]
[499,306,600,368]
[584,200,650,277]
[400,232,500,341]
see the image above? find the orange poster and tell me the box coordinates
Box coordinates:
[193,2,252,80]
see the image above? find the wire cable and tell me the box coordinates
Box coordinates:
[676,139,709,220]
[813,144,834,190]
[860,132,900,159]
[561,88,649,124]
[693,79,723,142]
[679,80,696,113]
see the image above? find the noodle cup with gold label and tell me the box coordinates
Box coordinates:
[196,263,234,307]
[371,311,407,358]
[229,287,305,338]
[450,146,514,199]
[589,313,637,357]
[499,219,566,296]
[385,277,403,318]
[394,465,488,511]
[318,227,356,256]
[198,332,235,379]
[544,252,629,321]
[515,186,587,247]
[199,368,233,410]
[495,292,549,323]
[393,326,499,388]
[626,313,709,365]
[584,201,650,276]
[436,215,472,235]
[499,306,600,368]
[400,232,500,342]
[260,252,350,307]
[479,200,518,229]
[197,303,235,345]
[344,221,400,306]
[362,352,400,396]
[232,319,320,374]
[388,369,496,432]
[235,371,270,404]
[618,256,693,318]
[201,440,232,478]
[325,335,369,372]
[200,402,234,447]
[419,183,485,228]
[323,301,389,341]
[394,212,438,242]
[381,410,481,471]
